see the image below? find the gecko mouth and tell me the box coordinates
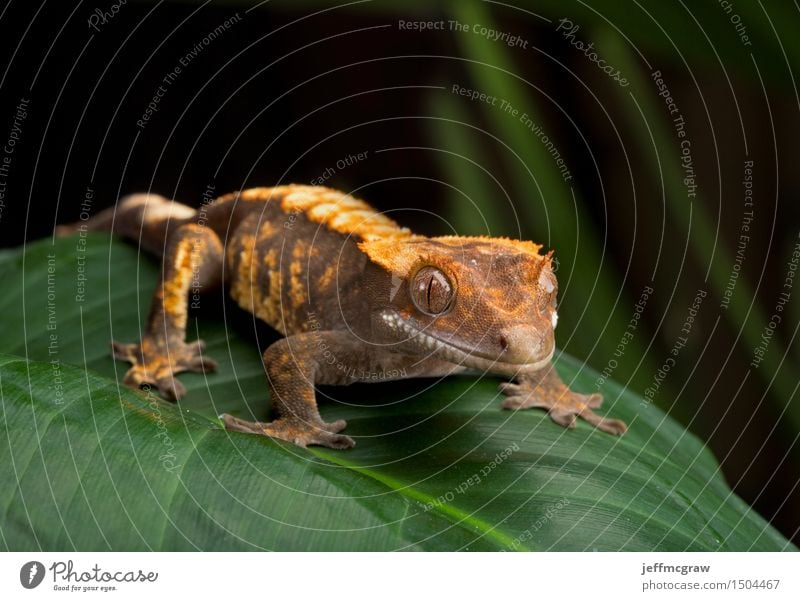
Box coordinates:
[379,310,553,375]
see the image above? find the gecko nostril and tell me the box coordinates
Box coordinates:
[499,335,509,352]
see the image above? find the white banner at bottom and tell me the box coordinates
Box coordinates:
[0,552,797,600]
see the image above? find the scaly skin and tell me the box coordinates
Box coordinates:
[69,185,627,448]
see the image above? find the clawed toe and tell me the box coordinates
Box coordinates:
[186,339,206,352]
[499,383,549,411]
[579,410,628,435]
[318,432,356,449]
[324,419,348,434]
[550,410,577,429]
[584,392,604,409]
[156,376,187,401]
[187,354,218,373]
[221,414,354,449]
[501,396,525,410]
[498,382,522,395]
[111,341,139,362]
[122,365,145,388]
[221,413,268,435]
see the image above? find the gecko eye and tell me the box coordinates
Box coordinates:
[410,266,454,315]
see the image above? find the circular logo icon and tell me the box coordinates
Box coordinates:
[20,561,45,589]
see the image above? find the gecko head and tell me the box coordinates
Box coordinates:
[359,235,558,375]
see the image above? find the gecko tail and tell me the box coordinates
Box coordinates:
[55,193,197,256]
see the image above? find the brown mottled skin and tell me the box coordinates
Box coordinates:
[59,186,627,448]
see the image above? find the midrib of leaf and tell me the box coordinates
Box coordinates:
[335,412,756,549]
[312,442,722,551]
[345,410,719,491]
[123,392,736,550]
[309,447,532,551]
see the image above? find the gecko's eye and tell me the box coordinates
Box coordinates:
[410,266,454,315]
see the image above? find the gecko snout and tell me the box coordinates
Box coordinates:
[498,326,553,364]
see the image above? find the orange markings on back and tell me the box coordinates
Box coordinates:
[318,263,337,289]
[279,186,412,242]
[289,241,308,311]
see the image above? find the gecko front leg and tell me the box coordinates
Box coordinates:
[500,363,627,435]
[112,223,223,400]
[222,331,375,449]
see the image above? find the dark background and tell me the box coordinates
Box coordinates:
[0,0,798,542]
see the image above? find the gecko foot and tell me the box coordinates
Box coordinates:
[499,380,627,435]
[111,338,218,401]
[221,414,355,449]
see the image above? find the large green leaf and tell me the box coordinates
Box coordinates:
[0,235,793,550]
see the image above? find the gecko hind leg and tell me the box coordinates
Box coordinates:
[112,223,223,401]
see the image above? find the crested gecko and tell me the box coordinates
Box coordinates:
[60,186,627,448]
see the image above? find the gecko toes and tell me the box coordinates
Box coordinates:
[220,413,266,435]
[551,411,577,429]
[111,337,219,401]
[324,419,348,433]
[122,366,144,388]
[602,419,628,435]
[188,355,218,373]
[585,392,604,409]
[581,411,628,435]
[186,339,207,353]
[501,393,549,411]
[111,340,138,362]
[498,382,522,395]
[500,397,524,410]
[156,376,187,402]
[322,433,356,449]
[222,415,355,449]
[499,377,626,435]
